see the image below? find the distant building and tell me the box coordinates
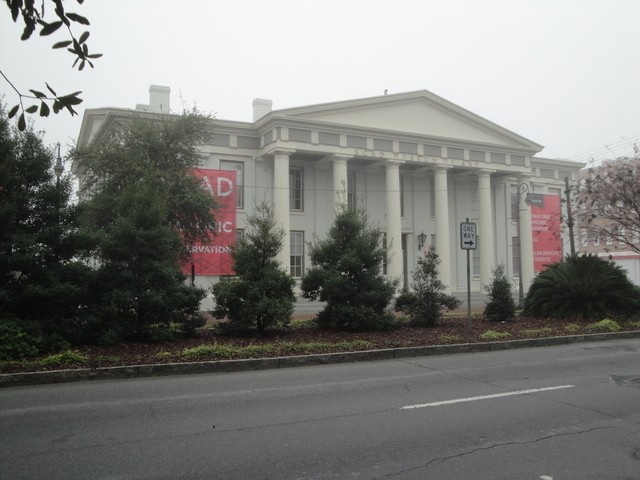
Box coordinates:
[74,86,585,308]
[577,158,640,286]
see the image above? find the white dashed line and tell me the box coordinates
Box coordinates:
[400,385,575,410]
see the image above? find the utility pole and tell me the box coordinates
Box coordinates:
[564,176,576,255]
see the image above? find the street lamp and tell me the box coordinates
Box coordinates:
[54,142,65,182]
[417,231,427,251]
[517,182,532,305]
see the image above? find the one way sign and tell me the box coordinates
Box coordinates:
[460,221,477,250]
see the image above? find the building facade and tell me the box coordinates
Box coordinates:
[75,86,585,308]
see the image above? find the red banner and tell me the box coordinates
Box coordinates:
[531,194,562,272]
[183,169,236,276]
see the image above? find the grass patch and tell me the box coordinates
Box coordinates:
[480,330,512,341]
[586,319,621,333]
[520,327,554,337]
[625,320,640,330]
[37,350,87,368]
[180,340,374,360]
[565,323,582,334]
[438,334,461,344]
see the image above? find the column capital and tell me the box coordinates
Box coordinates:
[327,154,352,163]
[267,147,296,158]
[477,168,496,176]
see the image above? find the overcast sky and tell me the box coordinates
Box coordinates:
[2,0,639,165]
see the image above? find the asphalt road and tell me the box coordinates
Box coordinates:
[2,339,640,479]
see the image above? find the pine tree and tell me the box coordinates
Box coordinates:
[301,207,397,331]
[483,264,516,322]
[211,203,295,334]
[395,246,460,327]
[0,105,92,351]
[72,111,216,342]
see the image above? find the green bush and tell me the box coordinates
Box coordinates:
[0,319,39,360]
[480,330,512,340]
[521,254,640,321]
[483,264,516,322]
[394,247,460,327]
[302,207,397,331]
[585,319,621,333]
[212,204,295,334]
[38,350,87,368]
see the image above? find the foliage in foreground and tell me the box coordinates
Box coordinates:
[301,207,397,331]
[69,111,217,343]
[0,105,94,350]
[395,246,460,327]
[521,254,640,321]
[211,204,295,334]
[483,264,516,322]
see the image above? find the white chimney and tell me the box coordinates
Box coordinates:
[149,85,171,113]
[252,98,272,122]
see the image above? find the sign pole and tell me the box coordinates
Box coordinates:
[466,218,472,333]
[460,217,476,333]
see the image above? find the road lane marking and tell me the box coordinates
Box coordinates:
[400,385,575,410]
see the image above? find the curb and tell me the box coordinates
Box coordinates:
[2,331,640,388]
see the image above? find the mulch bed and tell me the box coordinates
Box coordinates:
[3,315,636,374]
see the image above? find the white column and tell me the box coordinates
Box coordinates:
[478,170,495,286]
[385,160,403,283]
[273,150,292,272]
[518,176,535,293]
[332,155,349,212]
[435,166,452,292]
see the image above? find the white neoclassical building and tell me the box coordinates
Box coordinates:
[75,86,585,309]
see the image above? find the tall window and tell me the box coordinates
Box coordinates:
[289,167,303,211]
[219,160,244,209]
[290,231,304,278]
[581,228,589,247]
[429,177,435,217]
[347,170,356,211]
[510,185,519,222]
[512,236,521,276]
[400,175,405,217]
[382,233,387,275]
[472,236,480,276]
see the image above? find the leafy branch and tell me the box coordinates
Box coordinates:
[3,0,102,130]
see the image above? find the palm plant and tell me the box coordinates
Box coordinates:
[521,254,640,320]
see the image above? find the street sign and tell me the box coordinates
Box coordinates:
[460,222,477,250]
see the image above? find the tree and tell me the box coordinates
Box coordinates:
[483,264,516,322]
[521,254,640,321]
[301,207,397,331]
[574,146,640,254]
[395,246,460,327]
[0,104,92,350]
[3,0,101,129]
[71,111,217,342]
[211,203,295,334]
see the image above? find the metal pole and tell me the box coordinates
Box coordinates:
[466,217,472,333]
[564,176,576,255]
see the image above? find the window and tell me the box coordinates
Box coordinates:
[430,234,436,251]
[219,161,244,209]
[382,233,387,275]
[290,231,304,277]
[289,167,303,211]
[581,228,589,247]
[512,236,521,276]
[429,177,435,217]
[347,170,356,211]
[593,229,600,246]
[472,236,480,276]
[400,175,405,217]
[510,185,519,222]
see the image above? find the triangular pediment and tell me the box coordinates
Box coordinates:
[273,90,542,150]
